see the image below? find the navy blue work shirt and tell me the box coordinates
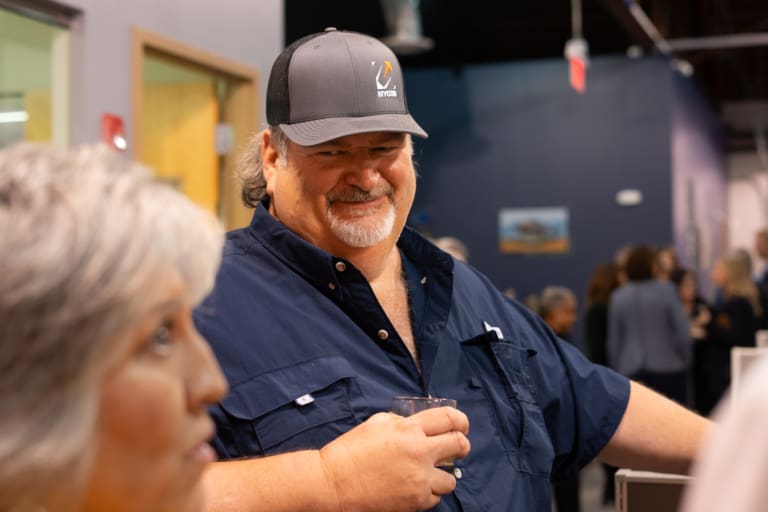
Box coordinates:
[194,204,630,511]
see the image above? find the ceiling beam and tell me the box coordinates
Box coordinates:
[669,33,768,52]
[598,0,656,50]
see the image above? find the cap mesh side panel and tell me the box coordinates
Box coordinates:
[266,32,324,125]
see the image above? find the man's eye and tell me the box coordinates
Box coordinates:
[372,146,397,155]
[317,150,344,157]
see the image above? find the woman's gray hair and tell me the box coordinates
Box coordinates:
[239,125,287,207]
[0,143,224,510]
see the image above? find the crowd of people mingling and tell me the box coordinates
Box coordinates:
[522,236,768,509]
[527,237,767,418]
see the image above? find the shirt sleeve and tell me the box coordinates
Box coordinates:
[511,304,631,482]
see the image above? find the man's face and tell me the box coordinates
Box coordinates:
[544,296,578,338]
[263,131,416,256]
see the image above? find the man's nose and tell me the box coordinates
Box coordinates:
[343,158,382,190]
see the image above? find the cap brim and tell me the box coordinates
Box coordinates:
[280,113,428,146]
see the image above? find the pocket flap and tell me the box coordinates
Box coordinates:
[221,356,356,420]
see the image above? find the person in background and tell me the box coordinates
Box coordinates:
[704,253,760,414]
[608,245,691,404]
[656,245,680,282]
[433,236,469,262]
[733,246,768,329]
[731,247,754,280]
[614,244,633,285]
[0,143,470,512]
[583,262,621,504]
[753,227,768,286]
[539,286,581,512]
[197,29,711,512]
[539,286,578,341]
[680,356,768,512]
[670,268,710,412]
[584,262,620,367]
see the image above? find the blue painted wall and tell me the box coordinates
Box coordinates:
[404,56,725,346]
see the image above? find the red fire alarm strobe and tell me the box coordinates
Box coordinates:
[564,38,589,94]
[101,113,127,152]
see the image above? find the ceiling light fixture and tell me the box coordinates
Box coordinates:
[379,0,433,56]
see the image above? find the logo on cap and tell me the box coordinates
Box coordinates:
[374,60,398,98]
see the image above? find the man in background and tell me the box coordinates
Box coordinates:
[539,286,579,341]
[539,286,581,512]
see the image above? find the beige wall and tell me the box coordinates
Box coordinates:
[61,0,282,150]
[728,151,768,276]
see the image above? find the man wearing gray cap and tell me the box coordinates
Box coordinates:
[197,29,710,511]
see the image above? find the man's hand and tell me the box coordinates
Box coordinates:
[319,407,471,512]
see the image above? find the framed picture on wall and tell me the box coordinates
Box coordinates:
[498,207,570,254]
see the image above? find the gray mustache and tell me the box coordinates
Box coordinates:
[327,185,393,203]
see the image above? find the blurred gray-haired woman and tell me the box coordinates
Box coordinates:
[0,143,227,512]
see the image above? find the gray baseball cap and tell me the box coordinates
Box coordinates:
[266,28,428,146]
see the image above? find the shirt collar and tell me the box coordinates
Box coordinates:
[246,202,454,292]
[247,203,342,299]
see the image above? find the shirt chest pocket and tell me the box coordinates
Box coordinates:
[218,356,361,455]
[461,332,554,477]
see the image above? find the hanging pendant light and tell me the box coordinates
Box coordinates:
[380,0,434,56]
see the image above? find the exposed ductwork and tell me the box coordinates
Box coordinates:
[379,0,433,56]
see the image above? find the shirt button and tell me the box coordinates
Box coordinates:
[377,329,389,340]
[420,276,427,284]
[335,261,347,272]
[328,282,336,290]
[453,467,463,479]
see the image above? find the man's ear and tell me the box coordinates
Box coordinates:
[262,129,279,196]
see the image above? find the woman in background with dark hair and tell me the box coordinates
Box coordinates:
[585,262,620,367]
[608,245,691,404]
[670,268,711,412]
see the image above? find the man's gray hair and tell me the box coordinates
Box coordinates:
[237,127,415,208]
[0,143,224,510]
[539,286,576,316]
[239,125,288,208]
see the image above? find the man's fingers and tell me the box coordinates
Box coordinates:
[409,407,471,464]
[430,467,458,497]
[429,430,471,463]
[410,406,470,436]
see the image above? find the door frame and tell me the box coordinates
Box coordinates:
[131,27,259,229]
